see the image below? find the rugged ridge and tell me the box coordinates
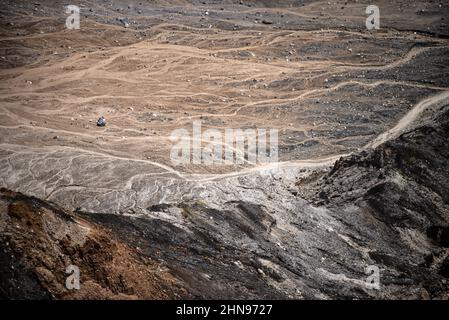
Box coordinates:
[0,188,186,299]
[298,103,449,298]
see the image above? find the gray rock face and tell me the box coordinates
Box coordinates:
[297,104,449,298]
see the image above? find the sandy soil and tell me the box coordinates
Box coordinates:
[1,0,448,212]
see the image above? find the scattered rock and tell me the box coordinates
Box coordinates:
[96,116,107,127]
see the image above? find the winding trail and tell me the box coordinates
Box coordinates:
[2,91,447,185]
[1,10,449,188]
[364,91,449,149]
[184,91,449,181]
[151,90,449,181]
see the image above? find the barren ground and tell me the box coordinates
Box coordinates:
[1,0,449,299]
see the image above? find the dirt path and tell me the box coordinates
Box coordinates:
[185,90,449,181]
[365,91,449,149]
[1,0,449,192]
[2,90,446,185]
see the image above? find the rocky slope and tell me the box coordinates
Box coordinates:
[0,188,186,299]
[2,103,449,299]
[298,102,449,298]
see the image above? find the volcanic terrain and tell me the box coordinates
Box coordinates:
[1,0,449,299]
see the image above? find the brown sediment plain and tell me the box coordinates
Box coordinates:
[1,0,449,299]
